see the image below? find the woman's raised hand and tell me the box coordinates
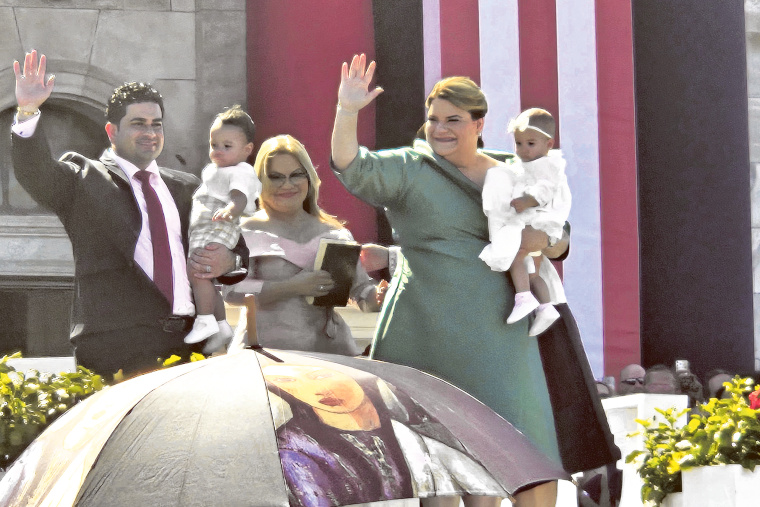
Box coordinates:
[332,53,380,170]
[338,54,384,113]
[14,50,55,111]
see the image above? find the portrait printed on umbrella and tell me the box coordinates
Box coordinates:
[261,362,508,506]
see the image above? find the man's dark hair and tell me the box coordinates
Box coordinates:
[106,82,164,125]
[215,104,256,143]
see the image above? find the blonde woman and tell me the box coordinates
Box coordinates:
[226,135,382,354]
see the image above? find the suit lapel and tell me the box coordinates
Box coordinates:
[100,152,131,187]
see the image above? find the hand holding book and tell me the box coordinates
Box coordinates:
[306,239,362,306]
[291,270,335,298]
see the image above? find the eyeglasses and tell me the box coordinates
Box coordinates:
[622,377,645,386]
[267,170,309,187]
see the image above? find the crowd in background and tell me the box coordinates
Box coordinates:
[596,361,740,408]
[580,363,743,507]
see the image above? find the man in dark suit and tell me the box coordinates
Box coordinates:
[11,50,248,378]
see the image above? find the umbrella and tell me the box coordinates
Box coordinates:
[0,297,569,506]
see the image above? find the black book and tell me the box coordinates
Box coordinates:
[306,239,362,307]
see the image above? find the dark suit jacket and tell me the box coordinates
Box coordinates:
[12,124,246,341]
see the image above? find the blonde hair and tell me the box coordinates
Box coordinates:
[425,76,488,120]
[253,135,343,228]
[508,108,555,139]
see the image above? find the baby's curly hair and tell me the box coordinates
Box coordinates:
[106,82,164,125]
[214,105,256,143]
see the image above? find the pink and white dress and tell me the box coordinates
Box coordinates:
[228,227,375,355]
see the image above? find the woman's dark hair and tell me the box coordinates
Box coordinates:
[425,76,488,120]
[106,82,164,124]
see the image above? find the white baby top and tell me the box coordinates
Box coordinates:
[194,161,262,215]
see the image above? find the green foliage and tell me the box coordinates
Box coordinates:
[0,352,105,470]
[626,377,760,506]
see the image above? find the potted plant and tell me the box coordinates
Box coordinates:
[627,377,760,506]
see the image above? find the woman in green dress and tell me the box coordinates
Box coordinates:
[331,54,570,507]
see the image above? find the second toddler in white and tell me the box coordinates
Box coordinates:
[479,108,571,336]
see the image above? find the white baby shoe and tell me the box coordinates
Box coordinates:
[184,314,219,344]
[529,304,560,336]
[202,320,235,355]
[507,291,540,324]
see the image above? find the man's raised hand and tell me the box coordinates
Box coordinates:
[14,50,55,111]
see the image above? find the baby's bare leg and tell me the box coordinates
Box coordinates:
[529,256,551,304]
[190,276,217,315]
[509,249,531,293]
[213,290,227,321]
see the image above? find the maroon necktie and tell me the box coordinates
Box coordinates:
[134,170,173,305]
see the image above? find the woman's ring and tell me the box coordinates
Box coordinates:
[206,265,211,273]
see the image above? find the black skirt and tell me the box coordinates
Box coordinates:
[537,303,621,472]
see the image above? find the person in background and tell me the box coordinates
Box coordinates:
[596,381,613,399]
[617,364,646,396]
[11,50,247,378]
[643,365,681,394]
[705,369,734,399]
[183,105,261,352]
[673,359,703,407]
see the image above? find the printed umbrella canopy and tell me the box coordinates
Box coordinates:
[0,300,569,507]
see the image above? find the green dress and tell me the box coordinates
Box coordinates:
[335,141,560,462]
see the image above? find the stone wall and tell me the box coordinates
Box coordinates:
[0,0,248,179]
[0,1,247,355]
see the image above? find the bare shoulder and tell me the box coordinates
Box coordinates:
[481,152,507,170]
[240,210,270,231]
[322,222,351,238]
